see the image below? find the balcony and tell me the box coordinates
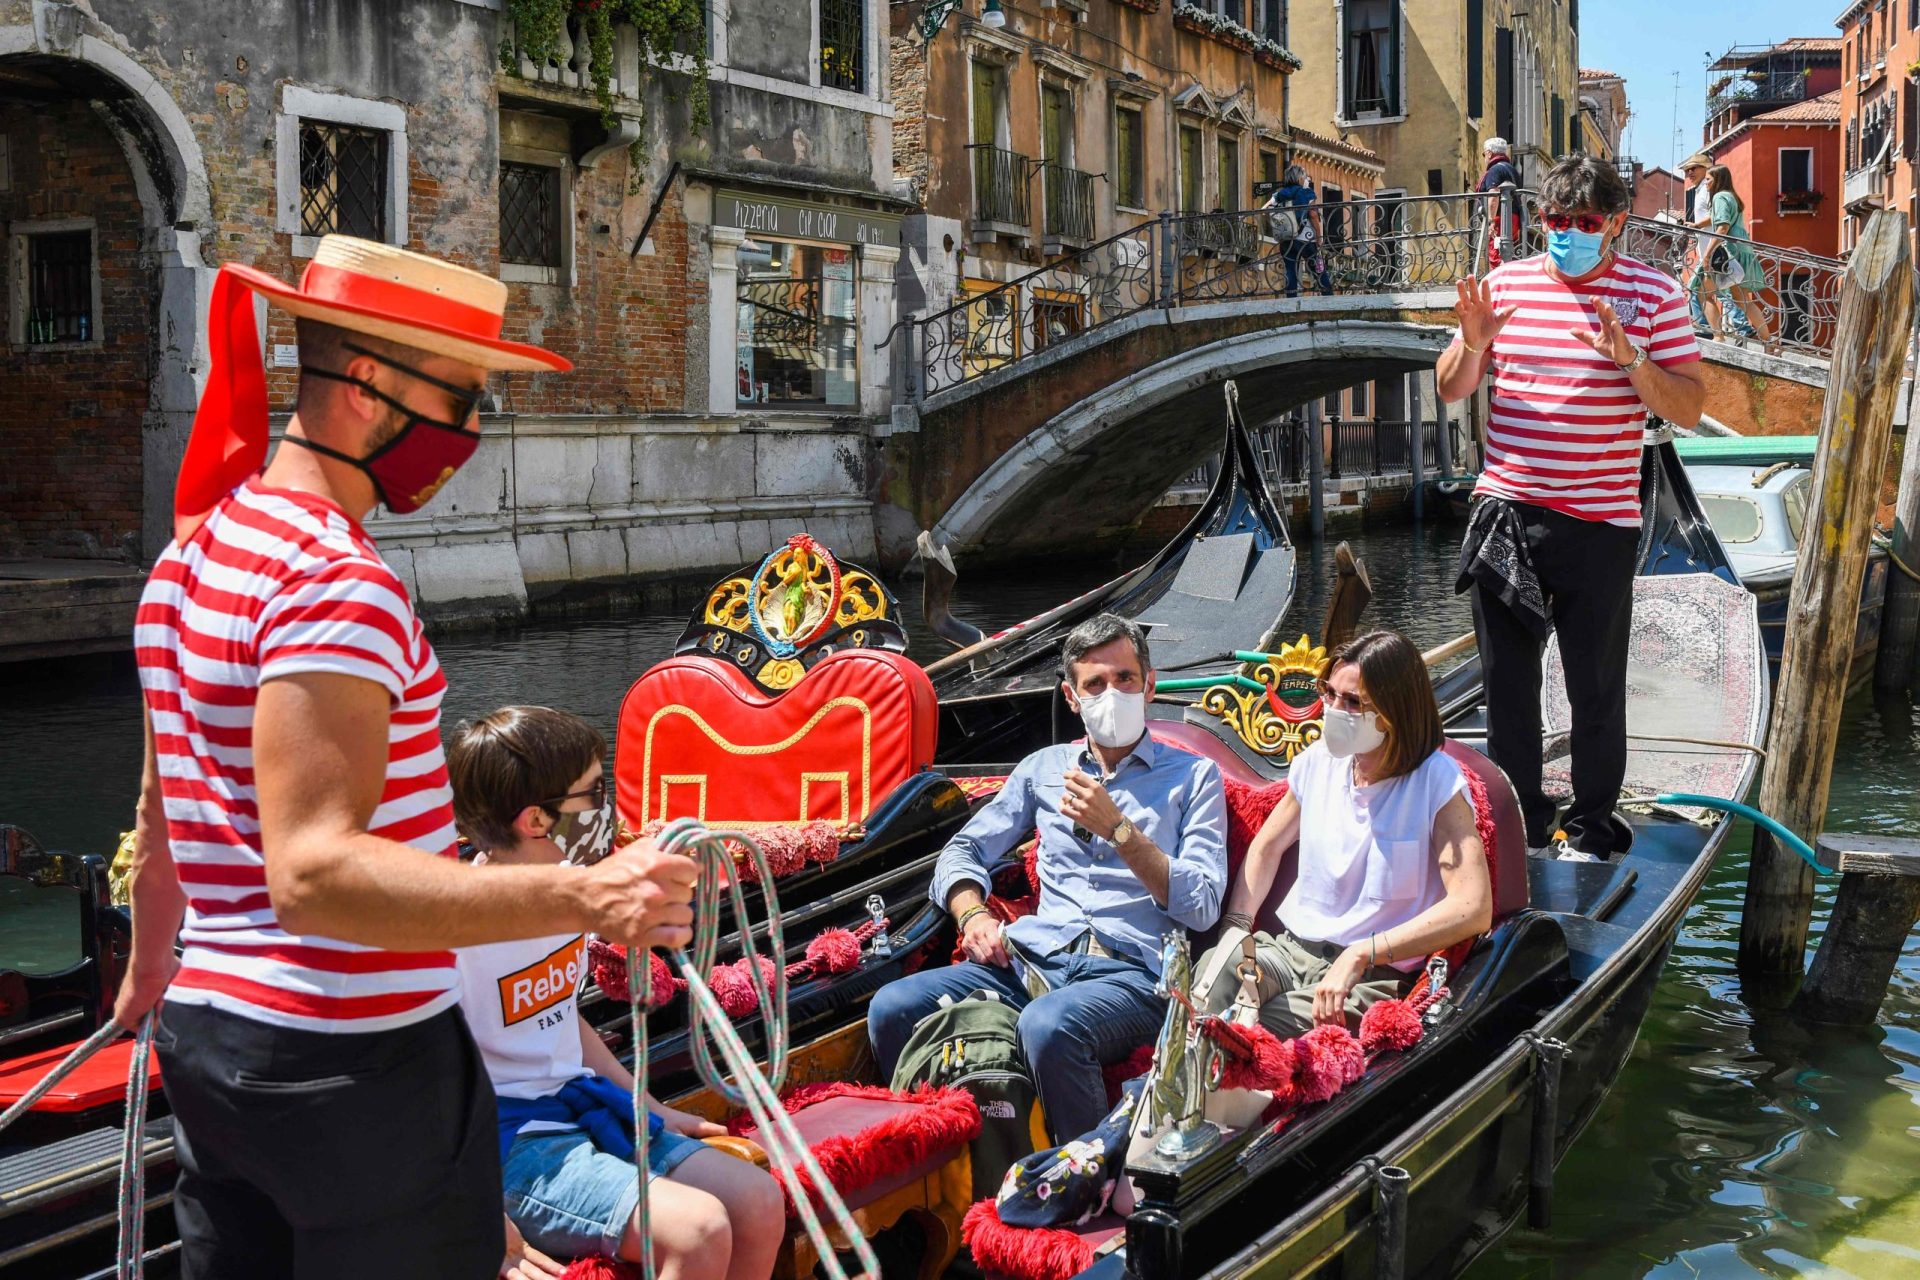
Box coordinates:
[969,145,1032,243]
[1039,162,1097,252]
[1843,165,1885,210]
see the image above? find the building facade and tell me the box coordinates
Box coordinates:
[1576,67,1625,162]
[0,0,899,620]
[887,0,1299,331]
[1702,40,1842,258]
[1836,3,1918,256]
[1287,0,1580,199]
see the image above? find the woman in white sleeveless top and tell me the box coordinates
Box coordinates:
[1198,631,1492,1036]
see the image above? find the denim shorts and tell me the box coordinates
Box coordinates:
[502,1127,705,1259]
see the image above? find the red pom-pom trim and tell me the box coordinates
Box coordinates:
[558,1258,640,1280]
[963,1199,1095,1280]
[1358,997,1424,1054]
[803,927,863,976]
[728,1083,980,1214]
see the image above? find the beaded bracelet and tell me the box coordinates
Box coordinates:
[956,904,990,931]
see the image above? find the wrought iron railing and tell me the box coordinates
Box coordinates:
[970,145,1032,228]
[1040,163,1098,244]
[1178,411,1442,491]
[883,187,1845,402]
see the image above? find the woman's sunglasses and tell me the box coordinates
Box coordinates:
[1542,212,1610,234]
[1314,680,1375,714]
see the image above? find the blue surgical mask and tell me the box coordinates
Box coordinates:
[1547,227,1607,277]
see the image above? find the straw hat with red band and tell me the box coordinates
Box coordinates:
[173,235,571,543]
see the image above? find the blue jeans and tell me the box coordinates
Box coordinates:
[1282,240,1332,298]
[868,949,1164,1142]
[502,1127,704,1260]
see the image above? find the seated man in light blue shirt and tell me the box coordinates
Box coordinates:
[868,613,1227,1142]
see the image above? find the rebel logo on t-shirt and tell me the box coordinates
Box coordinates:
[497,935,587,1026]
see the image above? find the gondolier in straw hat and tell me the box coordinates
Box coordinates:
[1436,155,1705,863]
[114,235,701,1277]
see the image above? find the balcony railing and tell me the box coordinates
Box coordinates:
[1844,165,1885,209]
[1040,163,1097,246]
[500,12,649,100]
[1706,72,1812,120]
[969,145,1031,229]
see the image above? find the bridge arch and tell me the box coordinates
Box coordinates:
[932,318,1453,556]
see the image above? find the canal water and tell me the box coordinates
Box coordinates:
[1,521,1916,1277]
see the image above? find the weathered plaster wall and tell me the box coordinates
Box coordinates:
[727,0,812,84]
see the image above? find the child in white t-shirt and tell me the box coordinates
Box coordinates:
[448,706,784,1280]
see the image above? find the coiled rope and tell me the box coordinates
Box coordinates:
[0,1011,156,1279]
[633,817,880,1280]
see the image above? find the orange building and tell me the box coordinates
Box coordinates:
[1702,41,1843,258]
[1837,1,1920,256]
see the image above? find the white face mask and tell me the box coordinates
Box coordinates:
[1320,706,1387,759]
[1076,687,1148,748]
[549,798,615,866]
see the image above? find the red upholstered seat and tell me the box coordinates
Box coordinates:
[0,1035,161,1114]
[615,648,937,829]
[728,1082,980,1214]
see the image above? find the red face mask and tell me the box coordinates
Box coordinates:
[291,346,485,514]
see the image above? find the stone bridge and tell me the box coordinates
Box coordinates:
[875,196,1839,563]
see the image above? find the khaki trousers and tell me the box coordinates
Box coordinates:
[1197,929,1407,1038]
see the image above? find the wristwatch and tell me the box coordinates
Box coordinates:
[1111,817,1136,848]
[1617,346,1648,373]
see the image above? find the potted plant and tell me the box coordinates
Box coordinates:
[1778,188,1824,213]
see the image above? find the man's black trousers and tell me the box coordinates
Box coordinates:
[156,1001,504,1279]
[1467,501,1638,856]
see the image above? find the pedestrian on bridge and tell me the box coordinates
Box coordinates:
[1435,156,1707,863]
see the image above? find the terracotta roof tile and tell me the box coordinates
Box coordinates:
[1752,90,1842,124]
[1579,68,1621,81]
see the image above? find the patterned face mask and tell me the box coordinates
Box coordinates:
[549,798,614,866]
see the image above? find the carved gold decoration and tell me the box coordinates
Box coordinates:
[705,577,753,630]
[834,569,891,627]
[1199,634,1326,763]
[759,657,806,690]
[753,540,837,650]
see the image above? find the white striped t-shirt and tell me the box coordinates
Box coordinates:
[135,478,461,1033]
[1461,253,1701,526]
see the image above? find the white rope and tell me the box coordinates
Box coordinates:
[633,818,879,1280]
[0,1012,154,1278]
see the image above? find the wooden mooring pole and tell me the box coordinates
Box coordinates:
[1878,376,1920,692]
[1794,835,1920,1023]
[1738,209,1914,977]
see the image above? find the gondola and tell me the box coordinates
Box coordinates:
[0,434,1764,1280]
[922,383,1297,766]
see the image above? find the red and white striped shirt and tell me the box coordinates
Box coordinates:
[135,478,461,1033]
[1463,253,1700,526]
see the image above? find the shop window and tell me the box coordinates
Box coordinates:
[1341,0,1402,119]
[960,279,1018,377]
[9,221,99,346]
[1115,107,1145,209]
[500,161,564,272]
[819,0,865,94]
[1031,288,1085,352]
[735,241,858,409]
[300,120,389,240]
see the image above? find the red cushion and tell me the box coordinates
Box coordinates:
[0,1035,161,1114]
[964,1201,1125,1280]
[1440,740,1528,921]
[615,649,937,829]
[730,1083,980,1215]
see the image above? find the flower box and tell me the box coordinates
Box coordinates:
[1173,2,1254,51]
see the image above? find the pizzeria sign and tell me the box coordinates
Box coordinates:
[716,189,901,250]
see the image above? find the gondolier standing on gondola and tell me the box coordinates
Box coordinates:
[1436,156,1706,862]
[113,236,701,1276]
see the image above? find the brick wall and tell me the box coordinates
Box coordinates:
[890,37,928,204]
[0,100,151,560]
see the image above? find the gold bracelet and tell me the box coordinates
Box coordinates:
[1460,336,1486,355]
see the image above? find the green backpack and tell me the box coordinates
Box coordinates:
[889,989,1046,1199]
